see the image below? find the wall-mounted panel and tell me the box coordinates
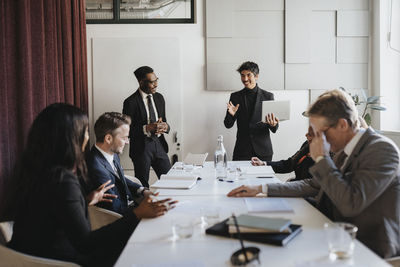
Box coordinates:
[310,11,336,63]
[337,64,368,88]
[92,38,182,170]
[233,11,283,38]
[337,37,368,63]
[286,64,336,89]
[285,5,311,63]
[310,0,369,10]
[207,38,282,64]
[234,0,284,11]
[286,64,367,89]
[337,10,369,36]
[207,63,242,91]
[206,0,233,37]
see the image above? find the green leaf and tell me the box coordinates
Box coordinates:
[364,113,372,126]
[370,106,386,111]
[367,96,380,104]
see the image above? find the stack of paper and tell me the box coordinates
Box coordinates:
[227,214,291,234]
[150,174,200,189]
[239,166,274,175]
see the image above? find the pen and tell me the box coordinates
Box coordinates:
[256,176,274,178]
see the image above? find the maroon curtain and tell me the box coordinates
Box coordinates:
[0,0,88,212]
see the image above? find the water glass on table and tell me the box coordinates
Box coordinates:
[172,217,195,240]
[324,222,358,260]
[200,207,220,227]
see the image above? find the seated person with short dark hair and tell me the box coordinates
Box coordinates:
[251,129,314,181]
[86,112,153,215]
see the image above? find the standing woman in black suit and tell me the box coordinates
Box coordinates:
[5,103,172,266]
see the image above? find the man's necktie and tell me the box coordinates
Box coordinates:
[147,95,157,123]
[334,151,348,171]
[113,159,132,205]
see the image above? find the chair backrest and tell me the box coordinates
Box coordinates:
[0,244,80,267]
[387,256,400,267]
[0,221,13,245]
[88,206,122,231]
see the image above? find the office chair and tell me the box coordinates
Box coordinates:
[387,256,400,267]
[88,206,122,230]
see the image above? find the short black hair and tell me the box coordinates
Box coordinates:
[94,112,131,143]
[134,66,154,82]
[237,61,259,76]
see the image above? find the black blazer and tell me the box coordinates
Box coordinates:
[224,86,278,159]
[269,141,314,181]
[8,169,139,266]
[86,146,142,214]
[123,89,169,159]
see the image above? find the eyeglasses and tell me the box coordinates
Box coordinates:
[145,78,159,85]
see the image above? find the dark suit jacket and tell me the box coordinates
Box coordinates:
[269,141,314,181]
[224,86,278,159]
[123,89,169,159]
[267,128,400,258]
[86,146,142,214]
[8,169,139,266]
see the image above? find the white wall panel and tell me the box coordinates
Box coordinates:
[234,0,284,10]
[337,64,368,88]
[206,0,233,37]
[286,64,368,89]
[92,38,182,170]
[311,11,336,63]
[207,38,281,63]
[310,0,369,10]
[207,63,242,91]
[337,37,369,63]
[337,10,369,36]
[285,8,311,63]
[233,11,283,38]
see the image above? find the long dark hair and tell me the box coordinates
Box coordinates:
[2,103,89,219]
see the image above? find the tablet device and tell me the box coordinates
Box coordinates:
[262,100,290,121]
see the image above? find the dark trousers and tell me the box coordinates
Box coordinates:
[132,137,171,188]
[233,145,272,162]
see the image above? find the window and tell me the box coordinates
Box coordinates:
[86,0,195,24]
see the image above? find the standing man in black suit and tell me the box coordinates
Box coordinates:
[123,66,171,187]
[87,112,155,214]
[224,61,279,161]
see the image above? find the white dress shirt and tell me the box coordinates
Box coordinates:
[139,89,160,137]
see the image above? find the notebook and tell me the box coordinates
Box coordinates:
[226,215,291,233]
[206,219,302,247]
[150,174,200,189]
[239,166,274,175]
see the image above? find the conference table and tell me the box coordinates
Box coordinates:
[116,162,389,267]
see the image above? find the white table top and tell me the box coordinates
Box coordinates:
[116,162,389,267]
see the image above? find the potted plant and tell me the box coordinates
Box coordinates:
[340,87,386,126]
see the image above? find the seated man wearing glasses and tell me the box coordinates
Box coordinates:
[123,66,171,188]
[228,89,400,258]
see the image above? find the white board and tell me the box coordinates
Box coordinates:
[92,37,182,171]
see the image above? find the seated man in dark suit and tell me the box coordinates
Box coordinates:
[251,128,314,181]
[228,89,400,258]
[87,112,152,214]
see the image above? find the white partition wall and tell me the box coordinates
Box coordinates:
[91,38,182,171]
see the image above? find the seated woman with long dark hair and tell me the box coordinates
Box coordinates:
[6,103,172,266]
